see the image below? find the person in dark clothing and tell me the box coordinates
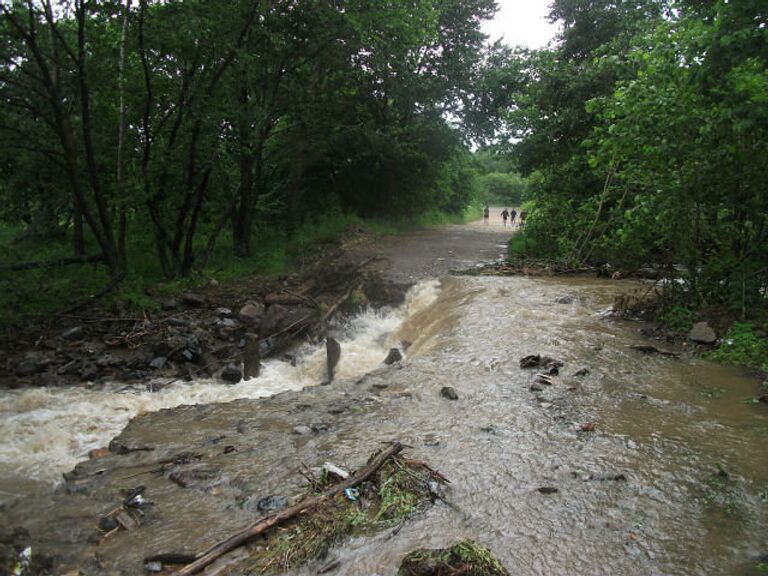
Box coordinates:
[483,204,490,224]
[500,208,509,226]
[509,208,517,227]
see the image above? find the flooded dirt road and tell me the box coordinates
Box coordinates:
[1,219,766,575]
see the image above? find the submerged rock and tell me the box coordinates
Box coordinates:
[555,294,575,304]
[440,386,459,401]
[383,348,403,365]
[221,363,242,384]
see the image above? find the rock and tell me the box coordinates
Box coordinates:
[33,373,62,387]
[15,360,39,377]
[221,363,242,384]
[238,302,265,327]
[555,294,575,304]
[259,304,288,335]
[326,337,341,381]
[242,335,261,379]
[292,425,311,435]
[181,293,206,307]
[256,495,288,513]
[573,367,590,377]
[529,383,544,392]
[98,516,119,532]
[440,386,459,400]
[149,357,167,370]
[537,486,559,494]
[218,318,238,328]
[688,321,717,345]
[62,326,84,340]
[79,363,99,381]
[519,354,541,368]
[216,307,232,318]
[166,316,189,328]
[580,422,597,432]
[88,447,110,459]
[383,348,402,365]
[160,298,177,310]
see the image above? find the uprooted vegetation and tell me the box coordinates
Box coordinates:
[398,540,510,576]
[149,443,448,575]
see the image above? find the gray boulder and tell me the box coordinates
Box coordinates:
[688,321,717,344]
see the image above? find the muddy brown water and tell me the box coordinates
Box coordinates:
[1,226,767,575]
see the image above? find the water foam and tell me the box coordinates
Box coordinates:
[0,280,441,484]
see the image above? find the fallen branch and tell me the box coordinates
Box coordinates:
[167,442,404,576]
[322,281,363,326]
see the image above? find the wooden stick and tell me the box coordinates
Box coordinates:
[169,442,404,576]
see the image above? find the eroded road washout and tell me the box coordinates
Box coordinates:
[1,220,767,575]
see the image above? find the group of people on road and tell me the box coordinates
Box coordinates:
[483,204,526,228]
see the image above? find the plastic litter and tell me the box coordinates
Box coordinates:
[344,487,359,501]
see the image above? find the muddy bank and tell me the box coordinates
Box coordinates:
[1,247,410,391]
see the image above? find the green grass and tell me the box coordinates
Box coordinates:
[398,540,510,576]
[0,206,475,326]
[709,322,768,376]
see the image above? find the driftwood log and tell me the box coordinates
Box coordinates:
[166,442,405,576]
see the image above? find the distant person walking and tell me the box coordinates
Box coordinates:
[500,208,509,227]
[483,204,490,224]
[509,208,517,227]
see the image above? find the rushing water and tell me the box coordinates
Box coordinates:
[1,275,766,576]
[0,281,441,488]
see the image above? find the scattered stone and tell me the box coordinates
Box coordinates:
[537,486,559,494]
[688,321,717,345]
[383,347,402,365]
[243,335,261,380]
[326,337,341,381]
[588,473,627,482]
[148,357,167,370]
[145,561,163,573]
[292,425,311,435]
[15,361,38,377]
[256,495,288,513]
[221,363,242,384]
[215,307,232,318]
[555,294,575,304]
[626,439,638,449]
[98,516,119,532]
[238,302,265,326]
[166,317,189,328]
[480,425,498,435]
[181,293,206,307]
[580,422,597,432]
[629,345,680,358]
[310,422,330,433]
[519,354,541,368]
[218,318,238,329]
[529,383,544,392]
[160,298,177,311]
[535,373,554,385]
[62,326,84,340]
[573,367,590,377]
[440,386,459,400]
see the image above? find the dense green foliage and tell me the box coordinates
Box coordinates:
[494,0,768,320]
[0,0,493,295]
